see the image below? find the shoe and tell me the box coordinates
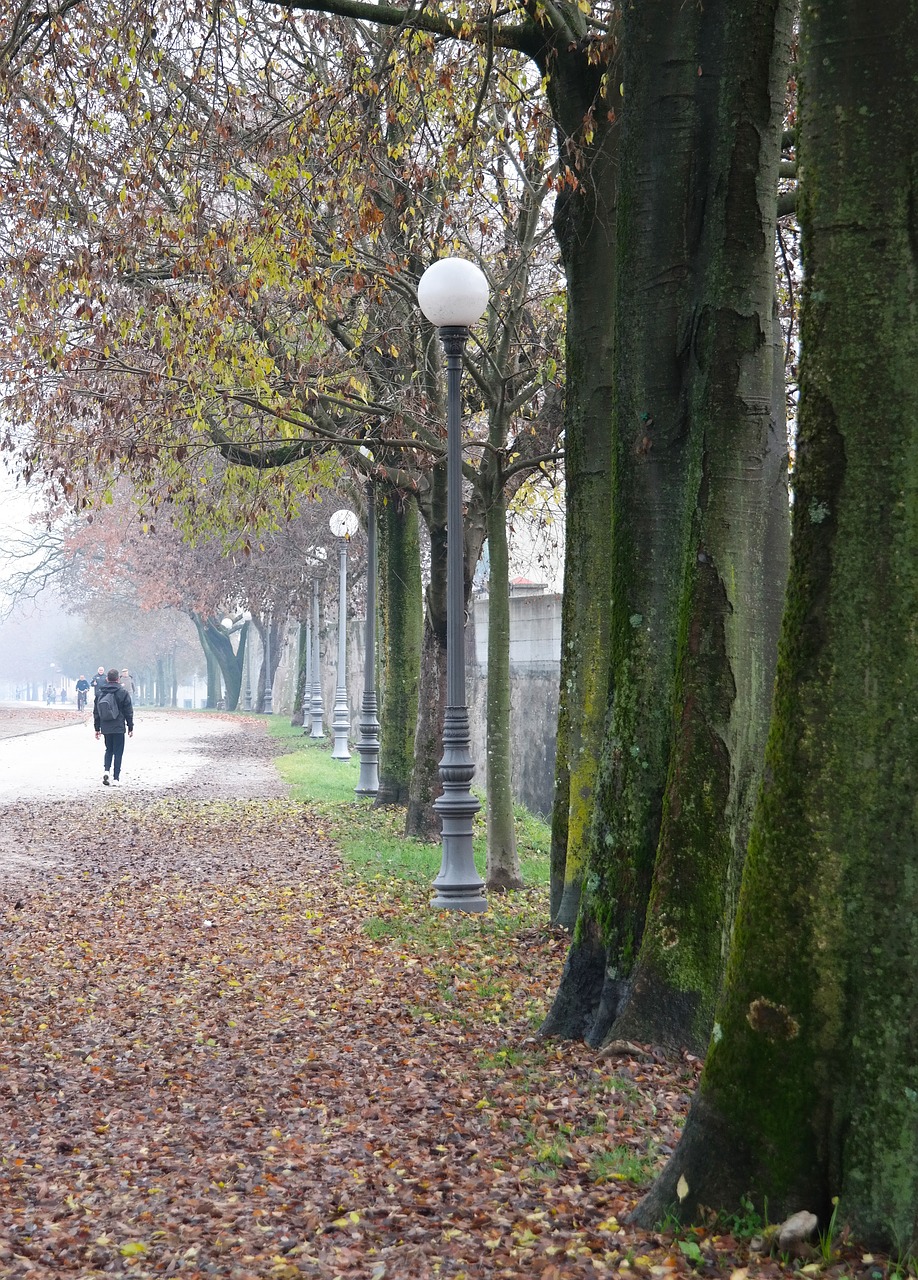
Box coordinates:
[103,773,110,786]
[112,778,121,785]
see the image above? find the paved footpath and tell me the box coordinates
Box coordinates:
[0,704,287,804]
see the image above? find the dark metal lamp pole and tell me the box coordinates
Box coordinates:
[263,614,273,714]
[355,480,380,795]
[308,551,327,739]
[330,509,359,759]
[418,257,489,913]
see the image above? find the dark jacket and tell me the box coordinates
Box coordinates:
[93,681,134,735]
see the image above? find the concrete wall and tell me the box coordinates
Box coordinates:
[270,591,562,818]
[467,593,561,818]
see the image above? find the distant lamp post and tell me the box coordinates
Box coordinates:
[329,509,359,759]
[308,548,328,738]
[417,256,489,913]
[300,611,312,734]
[263,613,273,715]
[220,618,233,709]
[355,480,380,796]
[241,611,253,711]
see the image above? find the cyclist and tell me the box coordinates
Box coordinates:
[75,674,90,712]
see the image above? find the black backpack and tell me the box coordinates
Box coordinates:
[97,689,119,722]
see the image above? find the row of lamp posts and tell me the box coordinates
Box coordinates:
[244,258,489,914]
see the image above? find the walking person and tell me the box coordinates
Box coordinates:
[93,668,134,786]
[120,669,135,699]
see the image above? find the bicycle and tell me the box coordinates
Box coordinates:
[76,688,87,712]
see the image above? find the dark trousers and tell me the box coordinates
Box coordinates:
[102,733,125,780]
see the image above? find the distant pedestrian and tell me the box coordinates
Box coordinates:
[90,667,106,693]
[93,668,134,786]
[120,669,135,698]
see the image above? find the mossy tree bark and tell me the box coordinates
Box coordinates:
[634,0,918,1248]
[543,0,791,1050]
[375,491,422,808]
[545,42,619,930]
[290,617,309,726]
[483,487,523,890]
[406,460,450,839]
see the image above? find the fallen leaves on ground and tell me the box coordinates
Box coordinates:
[0,782,893,1278]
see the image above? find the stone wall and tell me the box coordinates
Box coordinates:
[466,593,561,818]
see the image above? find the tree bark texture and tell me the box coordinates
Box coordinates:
[376,491,422,808]
[291,616,309,726]
[546,44,619,930]
[544,0,791,1051]
[484,489,523,890]
[634,0,918,1249]
[406,462,449,839]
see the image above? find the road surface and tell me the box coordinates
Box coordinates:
[0,704,287,803]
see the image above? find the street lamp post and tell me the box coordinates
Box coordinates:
[242,612,253,711]
[263,614,273,714]
[330,509,359,759]
[310,574,325,738]
[355,480,380,795]
[300,611,312,733]
[417,256,489,913]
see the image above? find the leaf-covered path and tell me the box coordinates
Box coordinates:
[0,715,867,1280]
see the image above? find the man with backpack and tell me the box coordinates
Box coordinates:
[93,668,134,786]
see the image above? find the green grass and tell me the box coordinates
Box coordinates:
[589,1144,657,1185]
[266,716,551,891]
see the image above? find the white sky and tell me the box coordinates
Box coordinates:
[0,463,39,533]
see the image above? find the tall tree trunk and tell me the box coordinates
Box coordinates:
[545,47,620,930]
[205,649,221,709]
[407,450,488,839]
[544,0,791,1050]
[252,615,283,713]
[192,614,244,711]
[291,616,309,727]
[376,492,422,808]
[484,489,523,891]
[406,463,448,839]
[635,0,918,1249]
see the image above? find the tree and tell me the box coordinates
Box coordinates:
[633,0,918,1249]
[542,0,791,1052]
[0,1,562,882]
[375,488,422,807]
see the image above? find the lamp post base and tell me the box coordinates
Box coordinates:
[431,706,486,913]
[331,688,350,759]
[355,692,380,795]
[310,681,324,738]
